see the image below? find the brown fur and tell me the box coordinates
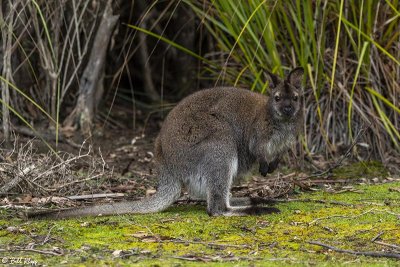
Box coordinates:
[29,68,304,219]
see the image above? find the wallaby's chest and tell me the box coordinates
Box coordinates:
[264,125,296,160]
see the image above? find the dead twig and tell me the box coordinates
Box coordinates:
[373,241,400,251]
[309,208,400,225]
[170,255,257,262]
[12,126,81,148]
[309,209,375,225]
[308,241,400,259]
[40,225,56,245]
[273,198,354,207]
[371,232,384,242]
[166,238,251,249]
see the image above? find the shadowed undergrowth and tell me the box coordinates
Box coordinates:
[1,181,399,266]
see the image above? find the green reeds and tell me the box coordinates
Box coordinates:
[182,0,400,158]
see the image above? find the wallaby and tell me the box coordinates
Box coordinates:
[30,67,305,219]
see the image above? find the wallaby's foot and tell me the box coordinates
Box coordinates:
[249,197,278,206]
[230,197,277,206]
[208,206,280,216]
[234,206,280,215]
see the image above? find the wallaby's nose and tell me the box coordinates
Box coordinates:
[283,106,293,116]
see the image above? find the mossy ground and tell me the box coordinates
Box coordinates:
[1,181,399,266]
[332,161,389,179]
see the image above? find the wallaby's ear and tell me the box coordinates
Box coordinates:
[287,67,304,88]
[265,69,281,89]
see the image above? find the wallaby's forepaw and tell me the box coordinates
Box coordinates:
[259,158,281,176]
[268,158,280,173]
[259,162,269,176]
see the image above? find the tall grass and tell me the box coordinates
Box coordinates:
[1,0,399,164]
[182,0,400,161]
[0,0,99,147]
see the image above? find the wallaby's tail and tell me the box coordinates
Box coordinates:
[28,179,181,219]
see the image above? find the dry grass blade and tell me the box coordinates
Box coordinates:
[184,0,400,166]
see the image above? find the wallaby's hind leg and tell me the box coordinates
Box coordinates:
[205,157,280,216]
[205,160,234,216]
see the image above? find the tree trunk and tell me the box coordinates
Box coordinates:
[64,0,119,136]
[0,1,16,144]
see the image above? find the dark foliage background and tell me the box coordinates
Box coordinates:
[0,0,399,168]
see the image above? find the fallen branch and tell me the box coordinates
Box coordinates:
[273,198,354,207]
[170,255,258,262]
[12,126,81,148]
[166,238,251,249]
[307,208,399,226]
[371,232,384,242]
[308,241,400,259]
[308,208,377,225]
[373,241,400,251]
[309,208,400,225]
[296,179,351,184]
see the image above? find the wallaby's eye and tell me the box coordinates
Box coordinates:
[274,95,281,102]
[293,95,298,101]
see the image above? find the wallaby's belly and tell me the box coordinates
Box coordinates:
[184,156,242,199]
[186,172,207,199]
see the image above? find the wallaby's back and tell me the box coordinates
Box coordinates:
[156,87,267,164]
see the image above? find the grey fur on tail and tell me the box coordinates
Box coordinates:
[28,179,181,219]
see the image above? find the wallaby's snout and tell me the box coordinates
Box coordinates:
[282,105,293,117]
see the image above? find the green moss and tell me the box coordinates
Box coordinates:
[1,182,399,266]
[332,161,389,179]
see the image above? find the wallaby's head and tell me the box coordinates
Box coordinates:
[267,67,304,122]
